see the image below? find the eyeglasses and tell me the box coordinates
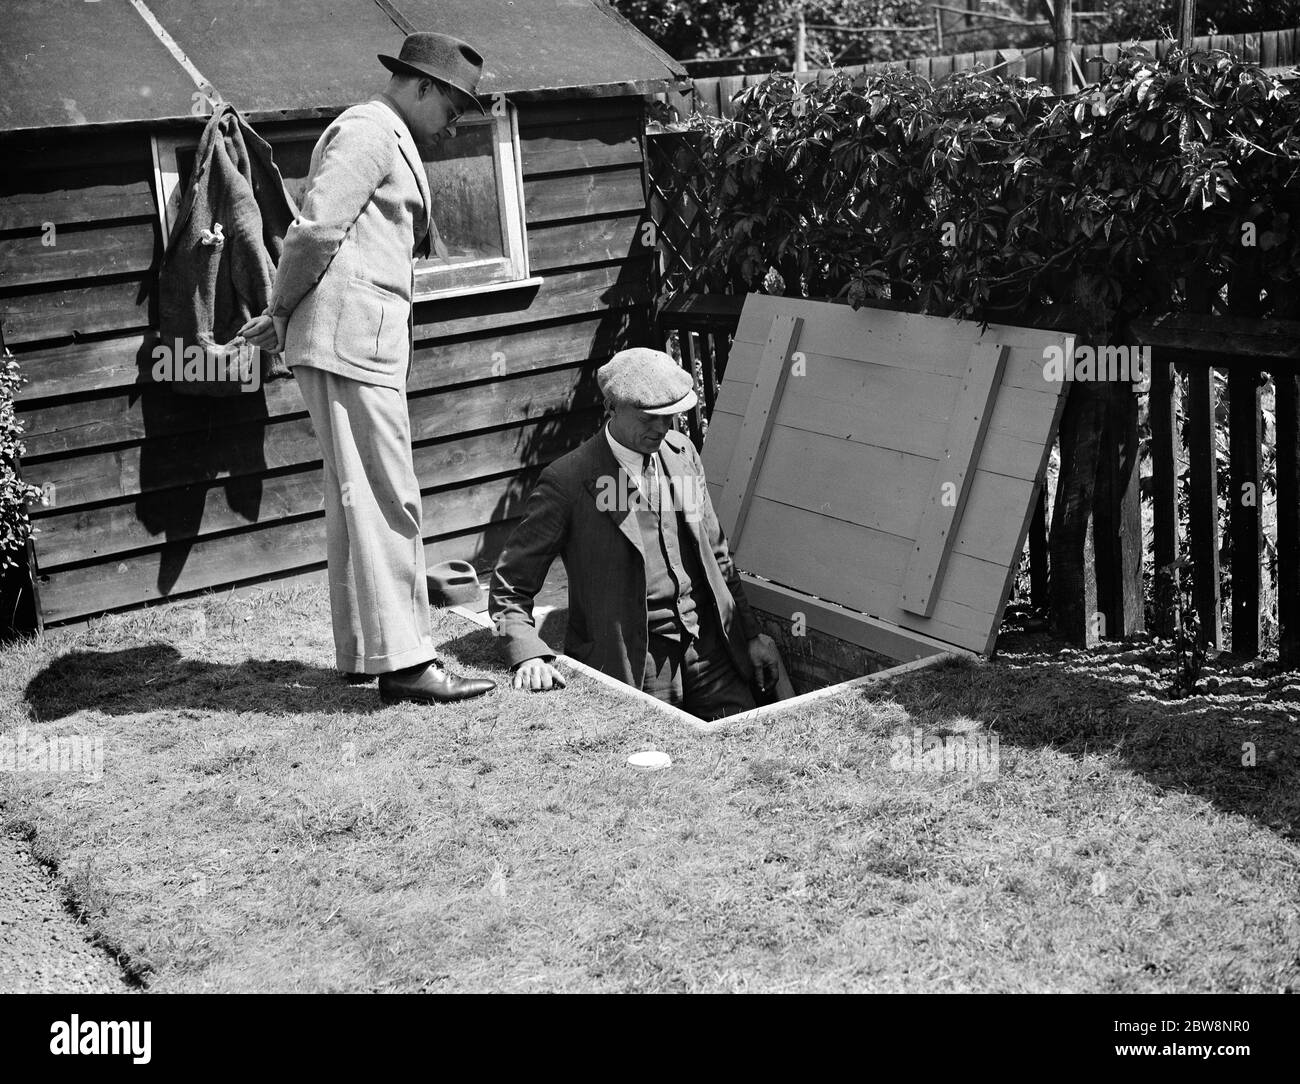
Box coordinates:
[442,87,470,127]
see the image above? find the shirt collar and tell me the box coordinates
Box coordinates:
[604,422,646,477]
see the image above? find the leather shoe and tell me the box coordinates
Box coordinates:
[378,660,494,704]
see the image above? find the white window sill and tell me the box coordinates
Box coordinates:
[414,275,544,304]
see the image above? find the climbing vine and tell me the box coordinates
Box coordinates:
[683,44,1300,340]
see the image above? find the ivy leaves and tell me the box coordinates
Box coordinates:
[678,44,1300,341]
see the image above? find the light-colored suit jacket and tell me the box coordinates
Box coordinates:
[268,98,431,389]
[489,429,762,690]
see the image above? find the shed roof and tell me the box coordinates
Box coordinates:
[1,0,687,135]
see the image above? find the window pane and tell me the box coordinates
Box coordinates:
[420,122,505,268]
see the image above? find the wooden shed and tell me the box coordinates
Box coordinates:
[0,0,685,627]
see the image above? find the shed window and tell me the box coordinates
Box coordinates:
[151,104,530,300]
[414,106,530,299]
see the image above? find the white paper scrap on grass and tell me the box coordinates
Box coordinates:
[627,750,672,770]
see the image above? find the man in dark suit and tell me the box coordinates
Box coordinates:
[489,349,781,720]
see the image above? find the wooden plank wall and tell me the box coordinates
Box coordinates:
[0,96,653,625]
[677,27,1300,118]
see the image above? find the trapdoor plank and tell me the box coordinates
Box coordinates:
[900,342,1009,616]
[702,295,1074,657]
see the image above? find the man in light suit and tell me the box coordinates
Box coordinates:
[241,32,493,704]
[489,349,782,720]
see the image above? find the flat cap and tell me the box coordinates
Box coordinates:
[596,348,698,415]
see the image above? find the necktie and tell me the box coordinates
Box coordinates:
[643,453,661,514]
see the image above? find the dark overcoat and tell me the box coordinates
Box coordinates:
[489,429,760,689]
[159,104,296,394]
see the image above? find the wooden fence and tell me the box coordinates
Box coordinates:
[670,25,1300,119]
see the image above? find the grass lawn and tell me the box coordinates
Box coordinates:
[2,584,1298,992]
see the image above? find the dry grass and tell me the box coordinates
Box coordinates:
[2,585,1298,992]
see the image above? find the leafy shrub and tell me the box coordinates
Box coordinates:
[682,44,1300,339]
[0,352,43,571]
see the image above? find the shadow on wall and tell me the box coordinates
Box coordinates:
[132,353,275,597]
[454,243,688,671]
[450,266,652,576]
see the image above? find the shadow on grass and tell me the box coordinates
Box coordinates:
[24,644,387,722]
[434,623,501,671]
[869,630,1300,841]
[433,609,569,670]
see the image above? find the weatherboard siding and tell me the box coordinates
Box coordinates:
[0,97,653,624]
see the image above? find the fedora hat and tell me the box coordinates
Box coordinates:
[427,559,483,607]
[379,31,486,115]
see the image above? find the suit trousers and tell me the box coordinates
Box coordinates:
[294,365,437,674]
[641,604,756,721]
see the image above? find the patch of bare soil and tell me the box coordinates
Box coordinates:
[0,830,131,993]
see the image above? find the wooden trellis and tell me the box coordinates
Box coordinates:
[647,129,729,445]
[646,130,714,308]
